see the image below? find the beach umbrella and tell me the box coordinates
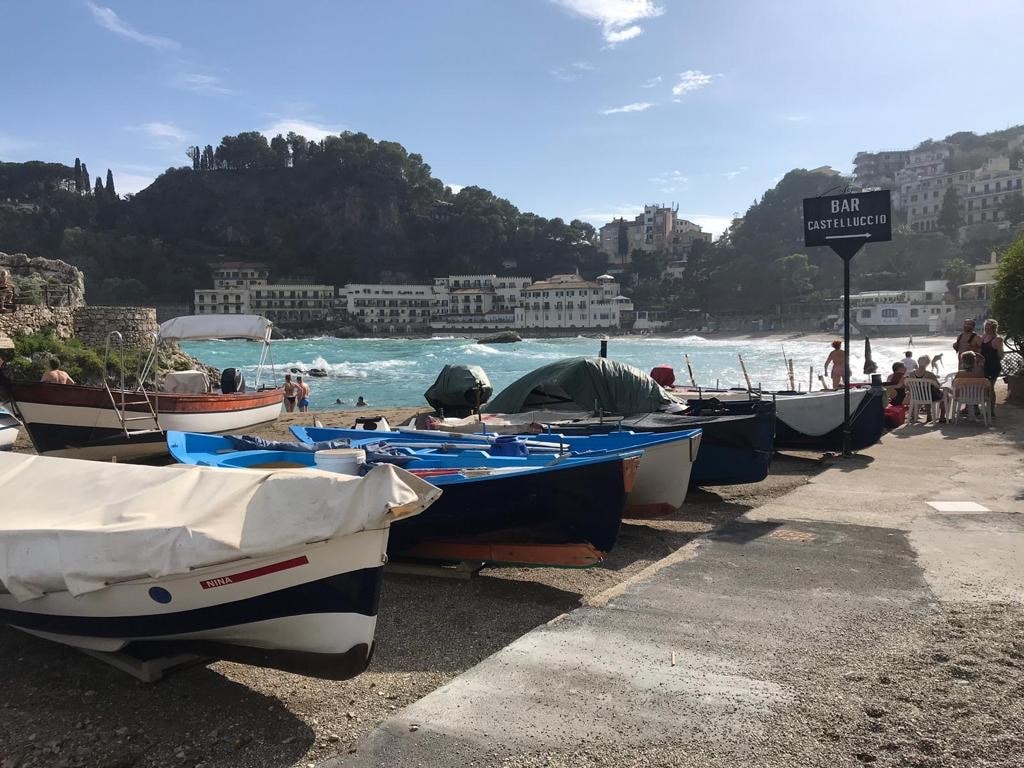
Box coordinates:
[863,337,876,375]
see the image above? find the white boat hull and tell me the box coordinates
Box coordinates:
[0,529,388,679]
[625,432,701,515]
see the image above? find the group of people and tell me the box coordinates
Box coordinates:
[881,318,1004,420]
[282,373,311,413]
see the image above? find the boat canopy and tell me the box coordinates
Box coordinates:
[158,314,273,342]
[484,357,678,415]
[0,453,440,602]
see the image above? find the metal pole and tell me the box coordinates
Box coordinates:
[842,256,852,457]
[599,339,608,358]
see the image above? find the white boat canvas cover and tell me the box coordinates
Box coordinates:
[0,453,440,602]
[774,389,868,437]
[158,314,273,342]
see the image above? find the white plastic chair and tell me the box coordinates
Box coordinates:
[905,378,939,424]
[950,381,991,426]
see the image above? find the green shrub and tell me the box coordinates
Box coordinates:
[992,232,1024,354]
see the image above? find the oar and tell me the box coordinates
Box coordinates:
[684,354,697,388]
[808,366,814,393]
[788,357,796,391]
[738,354,752,392]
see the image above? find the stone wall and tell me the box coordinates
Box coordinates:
[0,306,75,339]
[0,252,86,308]
[73,306,159,349]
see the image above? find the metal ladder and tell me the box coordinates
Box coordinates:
[103,331,160,436]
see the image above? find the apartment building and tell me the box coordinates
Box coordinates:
[194,263,335,323]
[598,205,711,265]
[428,274,532,330]
[341,283,441,331]
[844,279,953,334]
[962,156,1024,226]
[515,274,633,330]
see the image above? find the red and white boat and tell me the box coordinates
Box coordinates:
[0,315,283,461]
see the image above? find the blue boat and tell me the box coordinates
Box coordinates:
[291,425,703,517]
[167,431,642,567]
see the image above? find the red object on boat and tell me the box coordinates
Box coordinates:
[884,404,906,428]
[650,365,675,387]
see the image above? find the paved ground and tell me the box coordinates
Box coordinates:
[329,400,1024,767]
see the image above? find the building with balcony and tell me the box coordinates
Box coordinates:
[598,206,711,265]
[515,274,633,330]
[843,279,953,334]
[195,263,335,323]
[341,283,441,332]
[429,274,532,330]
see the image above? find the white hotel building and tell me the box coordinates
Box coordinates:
[515,274,633,330]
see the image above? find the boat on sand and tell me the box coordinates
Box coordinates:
[169,430,641,568]
[0,451,439,679]
[0,315,283,462]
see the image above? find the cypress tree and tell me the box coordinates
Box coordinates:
[81,163,91,194]
[94,176,104,196]
[74,158,83,193]
[105,169,117,201]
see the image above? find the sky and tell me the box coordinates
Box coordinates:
[2,1,1023,239]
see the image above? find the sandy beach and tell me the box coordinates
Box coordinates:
[2,407,826,768]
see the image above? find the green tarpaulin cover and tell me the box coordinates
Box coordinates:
[424,364,493,415]
[483,357,675,415]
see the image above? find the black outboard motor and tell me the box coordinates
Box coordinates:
[353,416,387,431]
[220,367,245,395]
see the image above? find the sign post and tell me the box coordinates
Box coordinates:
[802,190,892,457]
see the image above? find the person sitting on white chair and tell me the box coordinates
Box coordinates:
[951,351,993,422]
[905,355,947,423]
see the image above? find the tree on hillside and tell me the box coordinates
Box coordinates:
[73,158,83,193]
[93,176,103,196]
[214,132,275,170]
[270,134,290,167]
[200,145,215,171]
[287,133,308,166]
[105,169,116,201]
[937,186,963,235]
[992,232,1024,353]
[80,163,91,194]
[631,249,665,282]
[186,146,200,171]
[942,258,973,290]
[768,253,818,302]
[998,191,1024,225]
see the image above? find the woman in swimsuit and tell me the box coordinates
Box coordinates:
[824,340,846,390]
[980,319,1004,415]
[283,374,297,413]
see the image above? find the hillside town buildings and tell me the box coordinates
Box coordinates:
[854,143,1024,233]
[195,265,634,332]
[597,205,712,266]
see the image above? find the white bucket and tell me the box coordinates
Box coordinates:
[314,448,366,476]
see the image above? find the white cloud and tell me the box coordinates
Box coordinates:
[553,0,664,45]
[111,171,158,195]
[573,61,596,71]
[176,73,235,95]
[679,213,732,239]
[641,75,662,88]
[722,166,748,181]
[87,2,179,51]
[648,169,689,193]
[600,101,654,115]
[262,119,344,141]
[574,203,643,227]
[672,70,713,98]
[552,61,597,81]
[137,121,189,143]
[604,25,642,43]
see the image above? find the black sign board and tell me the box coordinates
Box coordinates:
[803,190,892,260]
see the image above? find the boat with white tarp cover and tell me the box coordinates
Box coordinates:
[0,314,284,462]
[0,452,440,679]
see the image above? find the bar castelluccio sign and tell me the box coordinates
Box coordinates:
[803,190,892,259]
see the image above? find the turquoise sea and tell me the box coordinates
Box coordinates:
[182,335,954,411]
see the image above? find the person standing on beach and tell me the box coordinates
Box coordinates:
[953,319,982,368]
[980,319,1004,415]
[901,351,918,373]
[824,340,846,389]
[296,376,310,413]
[282,374,298,413]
